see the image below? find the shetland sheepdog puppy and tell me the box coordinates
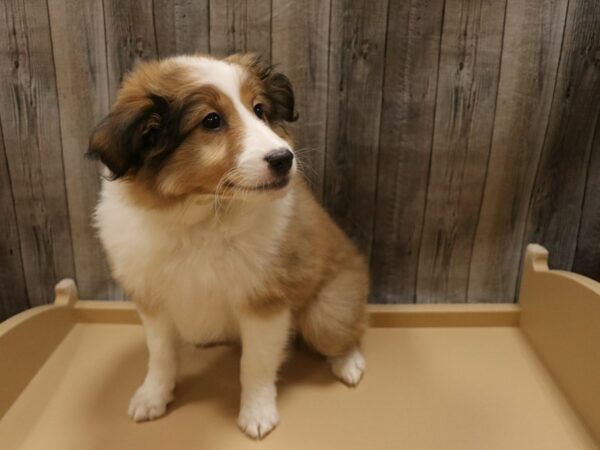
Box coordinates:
[90,54,368,439]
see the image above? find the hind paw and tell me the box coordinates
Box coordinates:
[328,347,366,386]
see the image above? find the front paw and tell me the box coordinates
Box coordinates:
[128,384,174,422]
[238,400,279,439]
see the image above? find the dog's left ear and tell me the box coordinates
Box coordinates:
[264,71,298,123]
[232,53,298,123]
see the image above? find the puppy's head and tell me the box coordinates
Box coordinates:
[88,54,297,202]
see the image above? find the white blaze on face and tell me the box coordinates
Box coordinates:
[182,56,294,187]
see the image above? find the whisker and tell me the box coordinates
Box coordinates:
[295,159,319,185]
[293,146,321,156]
[213,166,240,223]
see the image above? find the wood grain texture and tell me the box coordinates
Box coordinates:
[0,0,75,307]
[523,0,600,271]
[3,0,600,318]
[416,0,506,303]
[48,0,121,300]
[103,0,158,101]
[271,0,330,199]
[153,0,210,57]
[0,123,28,320]
[209,0,271,59]
[573,119,600,280]
[370,0,445,303]
[468,0,568,302]
[325,0,389,261]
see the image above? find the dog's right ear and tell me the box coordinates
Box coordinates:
[87,95,171,179]
[87,113,127,178]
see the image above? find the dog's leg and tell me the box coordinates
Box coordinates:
[297,266,368,386]
[129,311,178,422]
[237,308,291,439]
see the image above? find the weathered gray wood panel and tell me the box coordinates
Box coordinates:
[325,0,389,260]
[209,0,271,59]
[417,0,506,303]
[573,120,600,280]
[0,123,28,319]
[370,0,445,303]
[103,0,158,101]
[523,0,600,271]
[153,0,210,57]
[3,0,600,319]
[48,0,118,300]
[468,0,568,302]
[0,0,75,307]
[271,0,330,200]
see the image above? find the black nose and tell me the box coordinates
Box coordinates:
[265,148,294,175]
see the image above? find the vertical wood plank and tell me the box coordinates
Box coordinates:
[416,0,506,303]
[370,0,445,303]
[325,0,388,262]
[103,0,158,101]
[573,119,600,280]
[48,0,120,300]
[0,122,28,320]
[271,0,330,199]
[0,0,75,306]
[209,0,246,56]
[208,0,271,60]
[468,0,568,302]
[245,0,272,60]
[523,0,600,272]
[152,0,210,57]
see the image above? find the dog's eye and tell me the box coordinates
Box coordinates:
[253,104,265,120]
[202,113,221,130]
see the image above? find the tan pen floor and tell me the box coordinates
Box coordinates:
[0,320,596,450]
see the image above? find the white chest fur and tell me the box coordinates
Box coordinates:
[95,181,294,344]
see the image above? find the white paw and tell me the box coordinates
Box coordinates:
[238,400,279,439]
[128,384,174,422]
[329,347,366,386]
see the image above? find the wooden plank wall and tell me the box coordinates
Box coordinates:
[1,0,599,319]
